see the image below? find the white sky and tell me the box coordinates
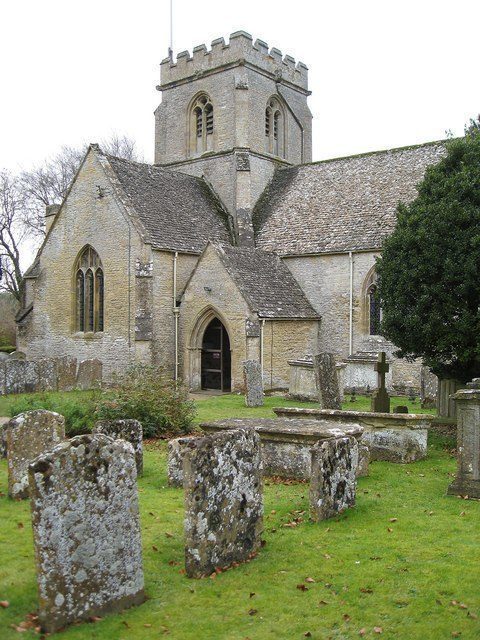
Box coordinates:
[1,0,479,172]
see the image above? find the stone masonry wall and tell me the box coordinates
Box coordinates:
[17,151,151,381]
[283,251,421,391]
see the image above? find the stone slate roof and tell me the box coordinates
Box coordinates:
[214,244,319,319]
[253,141,447,255]
[106,155,233,253]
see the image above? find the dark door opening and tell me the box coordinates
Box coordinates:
[201,318,231,391]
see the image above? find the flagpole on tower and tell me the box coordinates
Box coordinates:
[168,0,174,60]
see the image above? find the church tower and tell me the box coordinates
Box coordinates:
[154,31,312,245]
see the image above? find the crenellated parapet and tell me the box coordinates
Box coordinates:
[160,31,309,91]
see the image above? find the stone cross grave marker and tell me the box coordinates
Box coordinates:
[29,434,146,633]
[371,352,390,413]
[93,419,144,475]
[6,410,65,499]
[242,360,264,407]
[310,436,358,521]
[314,353,342,410]
[183,428,263,578]
[447,379,480,498]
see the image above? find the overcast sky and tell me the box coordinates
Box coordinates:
[1,0,479,172]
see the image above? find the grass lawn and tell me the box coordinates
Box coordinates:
[1,394,478,639]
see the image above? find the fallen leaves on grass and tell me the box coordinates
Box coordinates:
[389,518,398,523]
[17,522,24,529]
[297,584,308,592]
[248,609,258,616]
[374,627,383,634]
[305,577,315,583]
[360,587,373,594]
[0,600,10,608]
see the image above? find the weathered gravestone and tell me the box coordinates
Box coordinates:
[37,359,58,392]
[242,360,264,407]
[167,435,199,487]
[6,410,65,499]
[314,353,342,410]
[76,359,102,390]
[93,419,143,475]
[183,429,263,578]
[4,360,39,395]
[29,434,146,633]
[447,379,480,498]
[371,352,391,413]
[310,436,358,521]
[56,356,77,392]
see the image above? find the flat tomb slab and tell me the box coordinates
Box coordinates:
[200,418,365,480]
[273,408,433,463]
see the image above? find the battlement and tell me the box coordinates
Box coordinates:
[159,31,309,91]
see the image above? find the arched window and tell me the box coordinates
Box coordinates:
[368,283,382,336]
[190,94,214,155]
[265,97,285,158]
[74,246,104,333]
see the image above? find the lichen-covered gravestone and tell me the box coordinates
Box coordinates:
[167,435,199,487]
[56,356,77,391]
[183,429,263,578]
[310,436,358,521]
[93,419,143,475]
[242,360,264,407]
[29,434,146,633]
[447,379,480,498]
[314,353,342,410]
[6,410,65,499]
[76,358,102,390]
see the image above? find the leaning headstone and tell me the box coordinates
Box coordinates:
[183,429,263,578]
[310,436,358,522]
[76,358,102,390]
[37,359,58,392]
[29,434,146,633]
[242,360,264,407]
[371,352,391,413]
[93,419,143,475]
[56,356,77,391]
[314,353,342,410]
[0,417,10,458]
[447,379,480,498]
[167,435,199,487]
[6,410,65,499]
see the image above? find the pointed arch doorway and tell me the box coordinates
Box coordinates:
[201,317,231,391]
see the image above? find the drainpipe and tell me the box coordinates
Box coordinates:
[173,251,179,381]
[349,251,354,356]
[260,318,265,374]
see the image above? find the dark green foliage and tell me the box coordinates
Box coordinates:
[377,132,480,382]
[94,364,196,438]
[9,391,97,436]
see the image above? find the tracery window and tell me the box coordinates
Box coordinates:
[75,246,104,333]
[191,94,214,155]
[265,97,285,158]
[368,283,382,336]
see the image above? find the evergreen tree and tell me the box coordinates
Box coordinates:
[377,129,480,382]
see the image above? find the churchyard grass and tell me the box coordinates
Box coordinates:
[1,395,478,639]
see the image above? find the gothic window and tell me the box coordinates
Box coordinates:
[74,246,104,333]
[265,97,285,158]
[190,94,214,155]
[368,283,382,335]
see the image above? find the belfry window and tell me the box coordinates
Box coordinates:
[265,97,285,158]
[74,246,104,333]
[190,94,214,154]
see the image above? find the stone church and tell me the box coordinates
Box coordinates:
[17,31,446,394]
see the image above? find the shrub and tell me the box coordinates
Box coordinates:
[94,364,196,438]
[9,391,98,437]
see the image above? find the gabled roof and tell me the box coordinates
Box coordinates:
[105,155,233,253]
[212,243,319,319]
[253,141,447,255]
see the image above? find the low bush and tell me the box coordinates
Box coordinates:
[95,364,196,438]
[8,391,98,437]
